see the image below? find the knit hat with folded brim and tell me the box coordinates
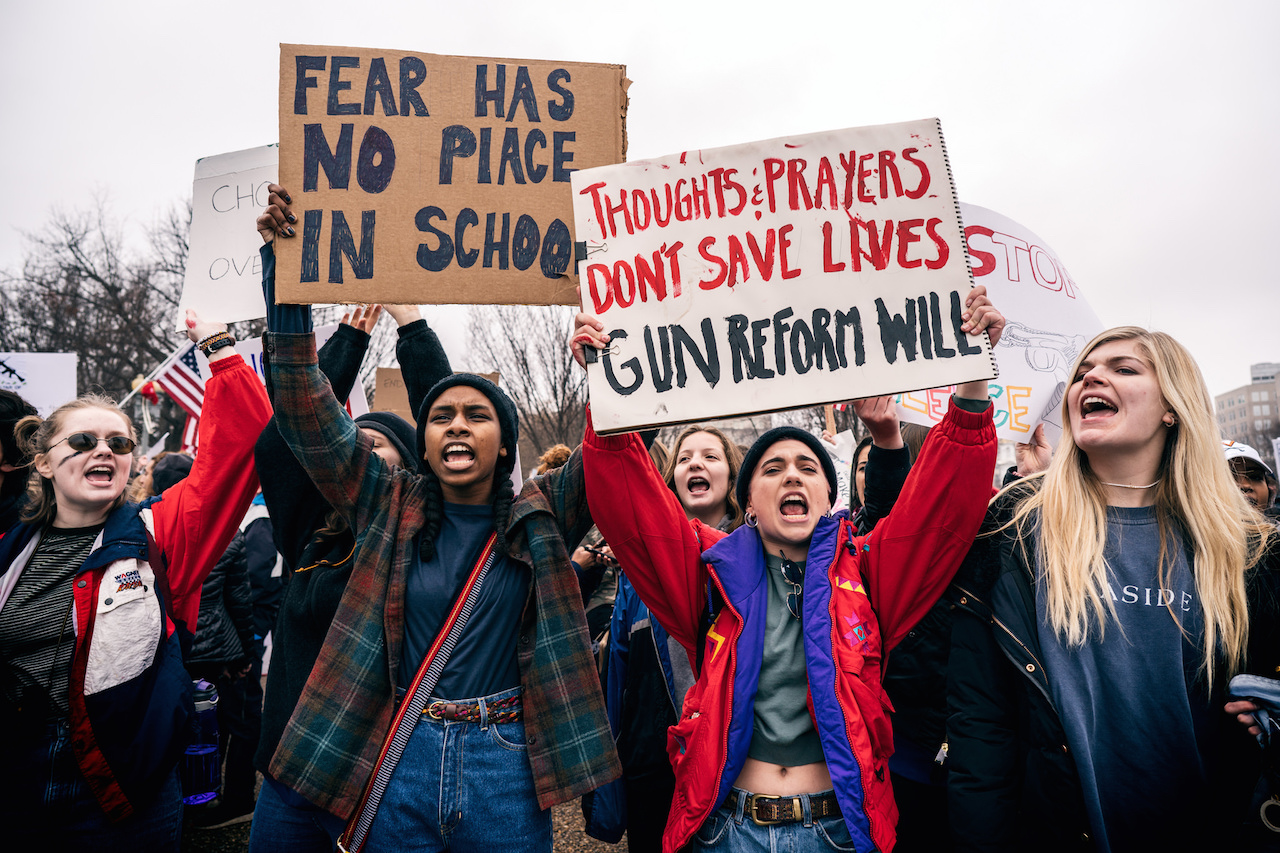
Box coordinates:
[736,426,838,512]
[415,374,519,481]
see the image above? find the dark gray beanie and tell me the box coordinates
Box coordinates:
[355,411,419,473]
[736,426,838,511]
[415,374,519,481]
[151,453,194,495]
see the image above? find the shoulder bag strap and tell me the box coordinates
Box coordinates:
[339,531,499,853]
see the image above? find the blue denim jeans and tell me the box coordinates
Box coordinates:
[248,776,347,853]
[364,686,551,852]
[692,788,855,852]
[1,718,183,852]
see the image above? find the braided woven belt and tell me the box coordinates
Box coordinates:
[423,694,522,724]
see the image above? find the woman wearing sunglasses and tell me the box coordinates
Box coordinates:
[0,311,272,851]
[575,289,1002,852]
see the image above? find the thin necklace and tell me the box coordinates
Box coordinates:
[1100,479,1161,489]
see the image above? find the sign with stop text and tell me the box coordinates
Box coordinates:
[573,118,995,433]
[177,145,278,329]
[275,44,627,306]
[894,202,1103,446]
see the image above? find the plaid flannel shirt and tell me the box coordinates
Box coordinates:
[264,332,620,817]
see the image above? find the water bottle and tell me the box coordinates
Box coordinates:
[181,679,220,805]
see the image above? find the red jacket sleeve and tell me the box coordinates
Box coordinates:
[150,355,273,630]
[862,402,996,651]
[582,407,724,652]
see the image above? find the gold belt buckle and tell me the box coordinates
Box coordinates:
[747,793,801,826]
[425,702,444,719]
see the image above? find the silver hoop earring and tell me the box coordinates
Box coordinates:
[745,511,758,529]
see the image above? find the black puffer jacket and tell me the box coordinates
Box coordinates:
[188,531,255,666]
[947,487,1280,852]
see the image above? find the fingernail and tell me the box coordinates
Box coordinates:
[287,213,297,223]
[286,226,295,237]
[282,193,292,204]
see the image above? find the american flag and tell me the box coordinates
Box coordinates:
[157,343,205,419]
[179,414,200,455]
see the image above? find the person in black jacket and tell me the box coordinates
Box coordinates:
[0,390,38,532]
[947,326,1279,852]
[248,303,450,852]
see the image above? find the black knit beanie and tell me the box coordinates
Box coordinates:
[415,374,519,480]
[736,426,838,512]
[151,453,194,494]
[355,411,420,473]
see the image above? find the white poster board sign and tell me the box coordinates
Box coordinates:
[0,353,78,417]
[177,145,279,329]
[894,203,1103,444]
[570,118,995,434]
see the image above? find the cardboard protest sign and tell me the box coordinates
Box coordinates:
[375,366,500,423]
[276,44,627,306]
[894,202,1103,445]
[374,367,413,422]
[572,118,995,434]
[177,145,279,329]
[0,353,77,417]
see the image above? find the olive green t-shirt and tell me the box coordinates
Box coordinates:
[747,553,825,767]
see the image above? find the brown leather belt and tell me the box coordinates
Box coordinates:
[725,790,842,826]
[422,694,522,724]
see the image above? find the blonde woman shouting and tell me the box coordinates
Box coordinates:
[947,327,1279,852]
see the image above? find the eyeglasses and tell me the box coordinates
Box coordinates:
[781,556,804,620]
[53,433,137,455]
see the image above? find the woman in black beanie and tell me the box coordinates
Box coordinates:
[578,292,1003,853]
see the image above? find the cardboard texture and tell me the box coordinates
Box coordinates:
[894,202,1103,445]
[375,367,501,423]
[276,44,627,306]
[178,145,279,329]
[571,118,997,434]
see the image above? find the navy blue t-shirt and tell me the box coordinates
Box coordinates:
[400,503,529,699]
[1037,506,1218,852]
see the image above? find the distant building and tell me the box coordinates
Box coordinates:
[1216,362,1280,469]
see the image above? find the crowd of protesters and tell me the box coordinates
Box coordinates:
[0,180,1276,853]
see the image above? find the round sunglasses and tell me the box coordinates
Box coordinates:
[53,432,137,456]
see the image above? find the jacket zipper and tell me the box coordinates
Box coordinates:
[699,568,741,843]
[830,519,876,844]
[954,583,1054,706]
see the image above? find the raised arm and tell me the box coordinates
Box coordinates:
[385,303,452,420]
[583,413,720,652]
[149,311,273,629]
[256,184,399,533]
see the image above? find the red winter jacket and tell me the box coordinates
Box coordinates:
[583,403,995,852]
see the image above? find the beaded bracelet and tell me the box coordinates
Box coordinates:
[197,331,235,356]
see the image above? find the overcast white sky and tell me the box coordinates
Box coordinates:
[2,0,1275,397]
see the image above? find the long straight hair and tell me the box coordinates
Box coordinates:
[1005,327,1272,684]
[662,426,745,531]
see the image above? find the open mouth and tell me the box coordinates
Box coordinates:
[86,465,115,486]
[1080,396,1117,419]
[779,494,809,518]
[442,443,475,471]
[686,476,710,496]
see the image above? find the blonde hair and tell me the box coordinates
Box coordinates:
[16,395,137,528]
[1004,326,1272,685]
[661,426,745,531]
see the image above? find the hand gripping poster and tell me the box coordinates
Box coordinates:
[571,118,996,434]
[895,202,1103,445]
